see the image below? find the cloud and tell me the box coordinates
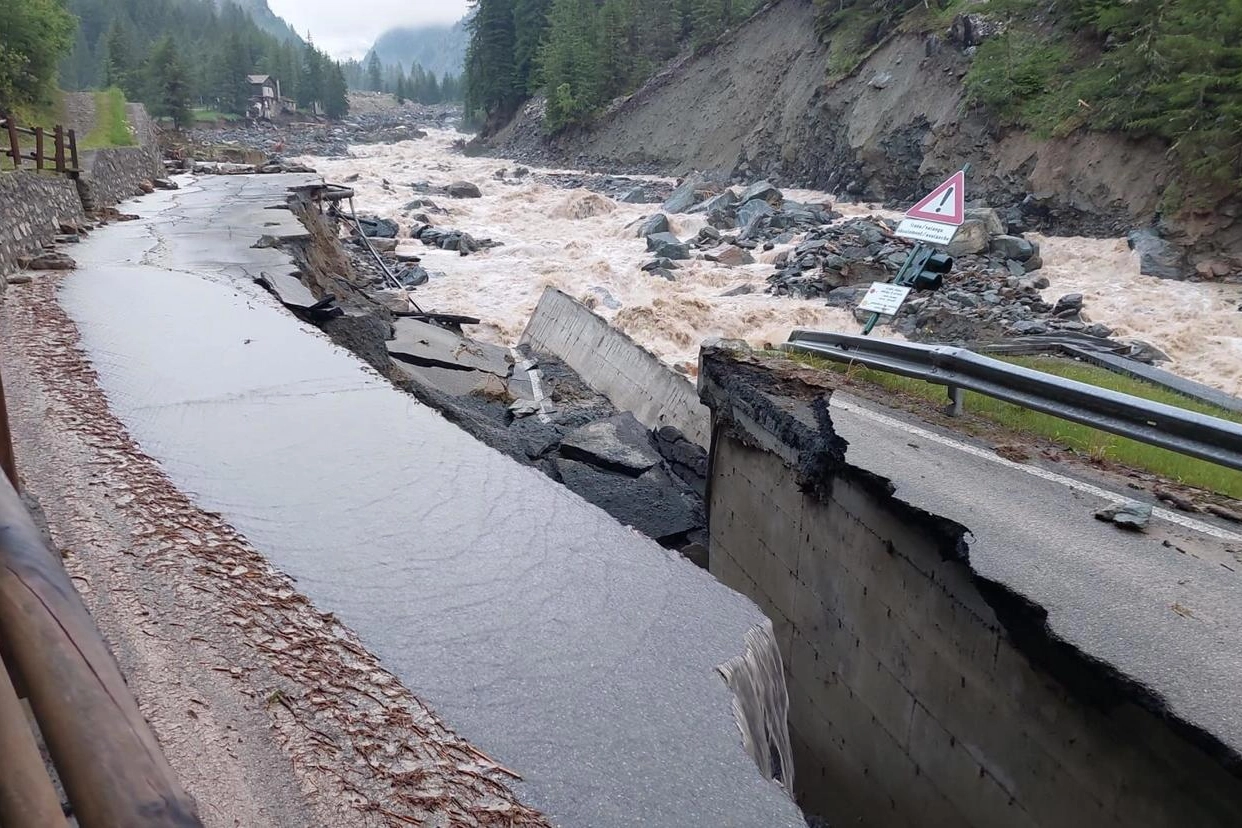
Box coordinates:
[267,0,471,59]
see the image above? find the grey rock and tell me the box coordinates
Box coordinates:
[1008,320,1049,335]
[721,283,756,297]
[446,180,482,198]
[649,268,678,281]
[697,225,723,243]
[737,199,774,230]
[945,219,990,256]
[868,72,893,89]
[825,285,868,307]
[711,246,756,266]
[738,181,784,207]
[692,190,740,215]
[6,274,34,285]
[23,251,76,270]
[153,178,179,190]
[964,207,1006,235]
[1023,253,1045,272]
[1053,293,1084,316]
[508,399,541,419]
[642,257,682,272]
[646,232,691,260]
[991,235,1035,261]
[357,216,399,238]
[1094,502,1152,532]
[637,213,671,238]
[662,178,708,213]
[1127,229,1185,280]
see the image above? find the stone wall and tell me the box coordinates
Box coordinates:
[520,287,711,446]
[699,348,1242,828]
[77,147,163,210]
[0,172,86,281]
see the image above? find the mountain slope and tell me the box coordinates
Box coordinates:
[488,0,1238,275]
[218,0,301,42]
[367,18,468,77]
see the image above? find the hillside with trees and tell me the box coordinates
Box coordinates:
[367,19,470,79]
[1,0,348,127]
[340,54,463,106]
[464,0,764,131]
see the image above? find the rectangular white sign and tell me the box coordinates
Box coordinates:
[896,218,958,245]
[858,282,912,316]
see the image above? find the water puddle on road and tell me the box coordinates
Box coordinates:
[56,181,805,827]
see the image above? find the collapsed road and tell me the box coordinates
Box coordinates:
[12,172,804,826]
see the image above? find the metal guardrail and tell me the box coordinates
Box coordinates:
[0,364,202,827]
[784,329,1242,472]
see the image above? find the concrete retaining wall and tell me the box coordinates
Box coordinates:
[520,287,711,446]
[0,172,87,281]
[700,348,1242,828]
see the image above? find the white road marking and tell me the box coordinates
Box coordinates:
[831,396,1242,543]
[510,347,553,424]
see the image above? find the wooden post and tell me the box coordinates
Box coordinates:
[0,475,204,827]
[0,661,69,827]
[5,116,21,169]
[0,367,15,490]
[54,126,66,173]
[68,128,79,172]
[35,127,45,171]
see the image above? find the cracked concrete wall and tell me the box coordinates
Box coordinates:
[520,287,711,446]
[707,431,1242,827]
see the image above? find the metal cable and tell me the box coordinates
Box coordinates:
[344,195,424,314]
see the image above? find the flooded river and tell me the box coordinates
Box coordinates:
[298,130,1242,396]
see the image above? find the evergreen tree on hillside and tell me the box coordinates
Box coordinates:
[465,0,518,121]
[147,35,192,128]
[366,52,384,92]
[103,19,137,95]
[323,61,349,117]
[513,0,553,93]
[395,69,407,104]
[298,38,325,110]
[539,0,600,129]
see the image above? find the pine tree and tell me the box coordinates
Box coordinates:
[465,0,518,122]
[366,52,384,92]
[323,61,350,117]
[103,20,136,94]
[395,69,407,104]
[513,0,553,93]
[147,36,192,129]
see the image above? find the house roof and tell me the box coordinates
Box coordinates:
[248,75,273,85]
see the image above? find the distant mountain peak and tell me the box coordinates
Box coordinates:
[217,0,301,43]
[367,17,469,78]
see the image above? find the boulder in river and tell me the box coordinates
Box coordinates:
[637,213,671,238]
[357,215,399,238]
[709,245,756,267]
[447,181,483,199]
[964,207,1006,235]
[737,199,775,231]
[646,231,691,260]
[1127,229,1184,280]
[662,178,708,213]
[990,235,1035,262]
[738,181,784,207]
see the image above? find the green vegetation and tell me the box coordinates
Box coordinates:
[813,0,924,80]
[787,351,1242,498]
[962,0,1242,195]
[56,0,349,120]
[339,55,464,105]
[0,0,76,112]
[464,0,764,131]
[192,109,241,123]
[80,87,134,148]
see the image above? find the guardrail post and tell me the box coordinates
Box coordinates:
[946,385,964,417]
[5,116,21,170]
[54,126,66,174]
[68,128,79,173]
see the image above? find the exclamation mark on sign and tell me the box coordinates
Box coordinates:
[935,187,953,213]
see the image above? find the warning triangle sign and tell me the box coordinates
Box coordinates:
[906,171,965,226]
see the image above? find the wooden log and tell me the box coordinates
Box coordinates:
[0,475,203,827]
[0,367,15,489]
[35,127,44,171]
[53,126,65,173]
[0,660,69,827]
[5,116,21,169]
[68,129,79,173]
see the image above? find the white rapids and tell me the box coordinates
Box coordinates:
[297,129,1242,395]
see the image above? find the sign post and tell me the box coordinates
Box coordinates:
[860,168,968,335]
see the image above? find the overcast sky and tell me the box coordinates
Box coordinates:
[267,0,472,60]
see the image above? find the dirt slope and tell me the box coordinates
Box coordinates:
[488,0,1238,271]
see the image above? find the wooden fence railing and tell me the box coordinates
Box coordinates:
[1,114,79,175]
